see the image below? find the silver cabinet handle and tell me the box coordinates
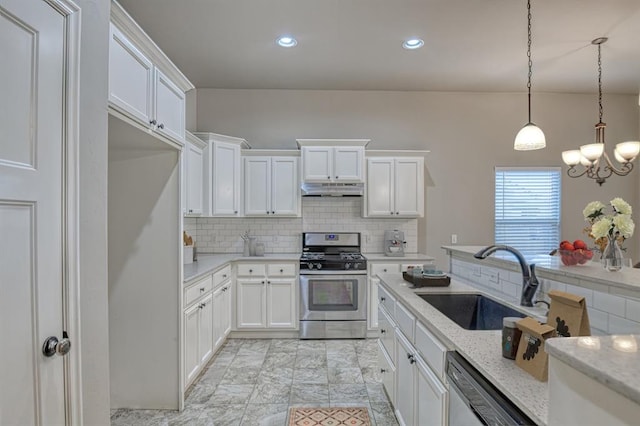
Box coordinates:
[408,353,416,364]
[390,212,394,215]
[234,210,238,214]
[380,329,386,334]
[396,212,400,215]
[266,211,269,214]
[383,268,387,272]
[200,287,205,292]
[157,123,164,129]
[249,269,253,273]
[222,274,227,278]
[267,280,271,284]
[380,368,387,373]
[327,176,330,179]
[280,269,284,273]
[271,211,275,214]
[42,333,71,357]
[150,119,157,125]
[335,176,338,179]
[380,297,386,302]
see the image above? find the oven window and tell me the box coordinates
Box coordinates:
[308,279,358,311]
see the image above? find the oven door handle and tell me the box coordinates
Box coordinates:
[299,270,367,276]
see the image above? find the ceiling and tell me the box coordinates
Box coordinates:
[118,0,640,94]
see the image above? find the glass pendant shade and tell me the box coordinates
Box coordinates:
[561,150,582,166]
[580,143,604,162]
[514,123,546,151]
[614,148,626,163]
[615,141,640,162]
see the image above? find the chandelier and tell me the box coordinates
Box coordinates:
[514,0,545,151]
[561,37,640,186]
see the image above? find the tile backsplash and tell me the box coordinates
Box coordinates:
[185,197,417,254]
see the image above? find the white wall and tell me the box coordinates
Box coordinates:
[77,0,110,423]
[196,89,639,268]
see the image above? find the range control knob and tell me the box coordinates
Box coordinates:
[315,263,322,270]
[306,262,314,270]
[353,263,362,270]
[344,263,352,270]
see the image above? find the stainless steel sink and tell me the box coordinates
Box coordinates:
[417,293,525,330]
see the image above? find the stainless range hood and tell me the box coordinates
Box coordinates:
[301,182,364,197]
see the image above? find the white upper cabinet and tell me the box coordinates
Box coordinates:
[183,132,206,215]
[297,139,369,183]
[108,24,153,125]
[244,156,299,217]
[196,132,249,217]
[109,2,193,145]
[365,156,424,217]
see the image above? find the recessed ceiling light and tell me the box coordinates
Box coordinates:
[402,38,424,50]
[277,36,297,48]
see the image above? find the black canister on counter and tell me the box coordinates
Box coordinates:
[502,317,523,360]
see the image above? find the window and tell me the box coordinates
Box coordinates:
[495,167,561,257]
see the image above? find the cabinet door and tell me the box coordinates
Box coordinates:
[236,279,266,328]
[154,69,185,142]
[378,340,396,406]
[198,294,214,365]
[267,278,296,328]
[212,141,240,216]
[244,157,271,216]
[366,158,394,217]
[185,141,204,215]
[108,24,153,126]
[395,330,415,426]
[394,157,424,217]
[334,147,364,182]
[301,147,332,182]
[184,304,200,386]
[221,283,232,337]
[271,157,299,216]
[415,357,447,426]
[368,277,379,329]
[212,286,225,351]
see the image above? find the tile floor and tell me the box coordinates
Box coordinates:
[110,338,399,425]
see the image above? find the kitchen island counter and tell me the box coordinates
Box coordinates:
[378,273,550,425]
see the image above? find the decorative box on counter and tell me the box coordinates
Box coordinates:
[402,270,451,287]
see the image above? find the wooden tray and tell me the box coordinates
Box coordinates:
[403,271,451,287]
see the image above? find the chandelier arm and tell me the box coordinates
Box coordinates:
[602,152,635,176]
[566,166,591,179]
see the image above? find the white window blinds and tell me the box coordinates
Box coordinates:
[495,167,561,257]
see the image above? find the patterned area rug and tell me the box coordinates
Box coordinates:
[288,407,371,426]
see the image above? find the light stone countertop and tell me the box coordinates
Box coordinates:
[546,335,640,404]
[184,253,301,283]
[363,252,435,262]
[443,245,640,297]
[377,273,550,425]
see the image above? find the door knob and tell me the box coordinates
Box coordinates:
[42,333,71,357]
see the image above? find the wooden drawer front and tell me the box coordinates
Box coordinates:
[396,302,416,342]
[213,265,232,287]
[236,263,266,277]
[415,321,447,379]
[266,263,296,277]
[377,284,396,319]
[378,340,396,406]
[185,275,213,306]
[371,263,400,277]
[378,305,396,358]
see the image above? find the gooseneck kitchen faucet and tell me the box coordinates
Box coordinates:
[473,245,539,307]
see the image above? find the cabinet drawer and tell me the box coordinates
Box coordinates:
[185,275,213,306]
[396,302,416,342]
[415,321,447,379]
[378,305,396,358]
[266,263,296,277]
[371,263,401,277]
[213,265,232,287]
[378,284,396,319]
[236,263,266,277]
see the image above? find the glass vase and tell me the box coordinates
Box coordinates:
[602,235,624,272]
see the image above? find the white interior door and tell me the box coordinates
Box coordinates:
[0,0,68,424]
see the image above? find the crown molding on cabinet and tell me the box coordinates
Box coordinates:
[296,139,370,148]
[365,149,430,157]
[111,0,194,92]
[241,149,300,157]
[193,132,251,149]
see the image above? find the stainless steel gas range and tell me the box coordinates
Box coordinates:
[299,232,367,339]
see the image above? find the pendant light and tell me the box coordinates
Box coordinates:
[561,37,640,186]
[514,0,546,151]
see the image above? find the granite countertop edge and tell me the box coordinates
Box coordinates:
[183,253,302,283]
[378,273,549,426]
[546,336,640,405]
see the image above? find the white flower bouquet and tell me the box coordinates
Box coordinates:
[583,198,634,252]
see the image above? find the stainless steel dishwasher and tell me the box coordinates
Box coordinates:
[446,352,536,426]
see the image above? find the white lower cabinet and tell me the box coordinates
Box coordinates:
[184,289,213,388]
[236,263,297,330]
[212,280,231,351]
[379,283,448,426]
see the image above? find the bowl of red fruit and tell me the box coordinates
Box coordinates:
[558,240,594,266]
